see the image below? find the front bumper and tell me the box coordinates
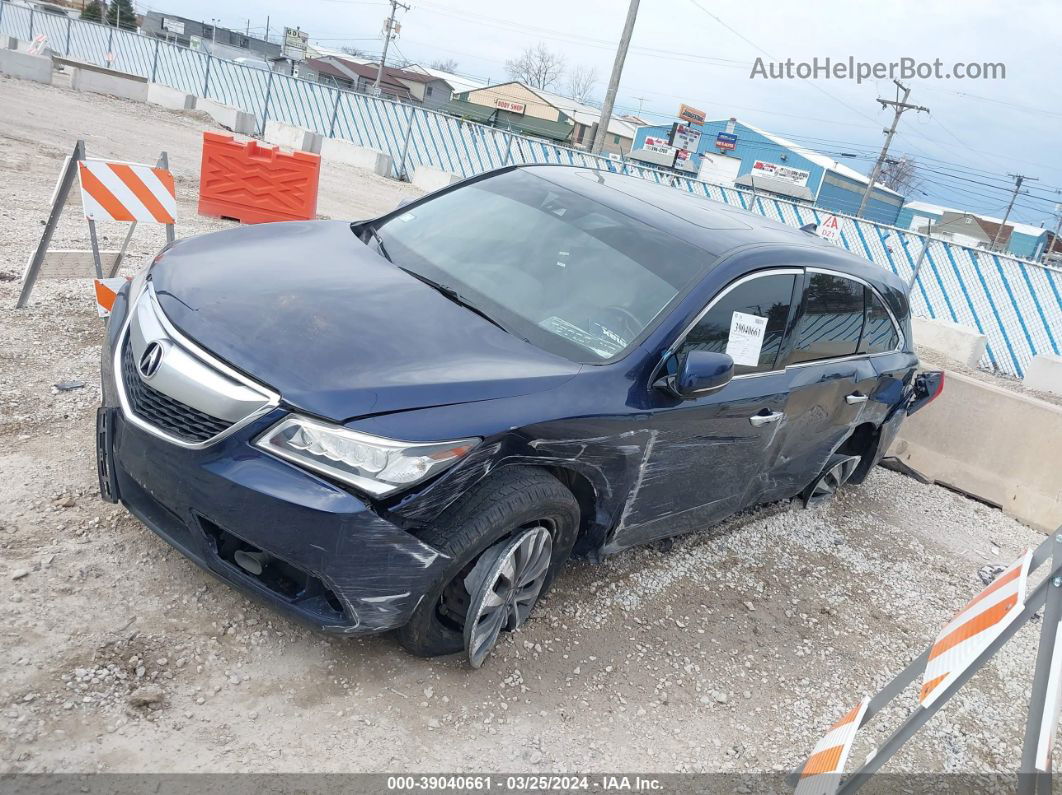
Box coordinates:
[98,296,451,634]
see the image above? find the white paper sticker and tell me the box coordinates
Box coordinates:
[725,311,768,367]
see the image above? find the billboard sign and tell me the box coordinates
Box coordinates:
[162,17,185,35]
[715,131,737,150]
[750,159,810,187]
[673,149,698,173]
[678,103,706,125]
[282,27,309,61]
[670,123,701,153]
[633,137,677,167]
[494,98,526,114]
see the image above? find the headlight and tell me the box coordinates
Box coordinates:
[255,415,479,497]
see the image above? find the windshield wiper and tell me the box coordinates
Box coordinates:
[363,224,392,262]
[396,267,509,333]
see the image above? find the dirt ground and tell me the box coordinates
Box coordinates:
[0,73,1054,776]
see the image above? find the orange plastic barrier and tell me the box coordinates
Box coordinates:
[198,132,321,224]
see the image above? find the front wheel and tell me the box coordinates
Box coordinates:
[397,467,580,660]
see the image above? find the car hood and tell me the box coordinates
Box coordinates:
[149,221,580,422]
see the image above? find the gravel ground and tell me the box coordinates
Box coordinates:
[0,74,1055,776]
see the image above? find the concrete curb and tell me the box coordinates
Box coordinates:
[263,120,323,154]
[320,138,393,176]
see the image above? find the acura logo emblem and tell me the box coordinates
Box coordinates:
[138,342,165,378]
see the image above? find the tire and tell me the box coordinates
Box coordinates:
[397,467,580,658]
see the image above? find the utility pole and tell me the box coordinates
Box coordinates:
[590,0,640,154]
[374,0,410,95]
[857,80,928,218]
[632,96,649,116]
[992,173,1039,250]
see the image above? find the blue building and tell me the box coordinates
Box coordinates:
[630,118,904,226]
[896,201,1049,261]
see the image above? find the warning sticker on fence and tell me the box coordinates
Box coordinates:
[725,312,768,367]
[819,215,842,244]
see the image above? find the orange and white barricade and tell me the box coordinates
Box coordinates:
[16,139,176,310]
[795,698,869,795]
[789,533,1062,794]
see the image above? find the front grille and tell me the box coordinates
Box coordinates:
[121,342,232,443]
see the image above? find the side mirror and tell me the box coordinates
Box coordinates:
[657,350,734,399]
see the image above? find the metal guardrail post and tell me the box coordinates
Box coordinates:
[260,70,275,137]
[203,54,212,97]
[106,27,112,61]
[28,6,34,39]
[1018,532,1062,795]
[397,107,414,181]
[328,89,341,138]
[65,16,72,55]
[503,133,514,166]
[150,38,159,83]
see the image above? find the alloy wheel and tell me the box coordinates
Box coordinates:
[805,455,861,506]
[463,525,553,668]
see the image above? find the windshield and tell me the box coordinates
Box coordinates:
[373,169,709,363]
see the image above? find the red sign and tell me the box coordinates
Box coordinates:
[494,98,526,114]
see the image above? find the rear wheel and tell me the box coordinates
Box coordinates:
[397,467,580,660]
[801,453,862,507]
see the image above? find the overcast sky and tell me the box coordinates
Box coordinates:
[155,0,1062,228]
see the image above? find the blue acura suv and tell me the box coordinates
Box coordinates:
[97,165,942,666]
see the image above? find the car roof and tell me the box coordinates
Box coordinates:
[520,165,907,299]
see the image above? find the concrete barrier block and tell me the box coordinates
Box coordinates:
[1024,354,1062,396]
[320,138,392,176]
[147,82,196,111]
[263,120,323,154]
[196,98,257,136]
[0,48,52,84]
[71,66,148,101]
[912,315,987,368]
[412,164,461,193]
[890,370,1062,532]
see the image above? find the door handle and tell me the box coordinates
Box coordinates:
[846,392,869,405]
[749,411,784,427]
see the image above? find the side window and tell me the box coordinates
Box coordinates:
[859,288,901,354]
[678,274,797,376]
[790,273,864,364]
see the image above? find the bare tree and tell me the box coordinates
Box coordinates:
[879,155,921,197]
[430,58,460,73]
[340,46,367,57]
[505,43,566,90]
[565,65,598,103]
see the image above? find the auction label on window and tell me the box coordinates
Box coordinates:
[725,312,768,367]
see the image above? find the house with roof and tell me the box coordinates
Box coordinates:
[442,81,643,154]
[896,201,1050,260]
[630,117,905,226]
[299,57,453,108]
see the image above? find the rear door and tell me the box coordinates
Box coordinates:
[761,269,899,501]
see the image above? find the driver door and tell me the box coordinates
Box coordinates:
[612,269,802,549]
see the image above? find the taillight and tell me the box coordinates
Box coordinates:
[907,371,944,415]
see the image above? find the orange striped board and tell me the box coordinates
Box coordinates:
[795,697,869,795]
[1036,620,1062,772]
[919,549,1033,708]
[93,277,129,317]
[78,159,176,224]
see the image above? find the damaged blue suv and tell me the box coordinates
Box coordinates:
[97,165,941,666]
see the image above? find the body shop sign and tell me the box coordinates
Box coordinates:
[750,160,810,187]
[494,98,526,114]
